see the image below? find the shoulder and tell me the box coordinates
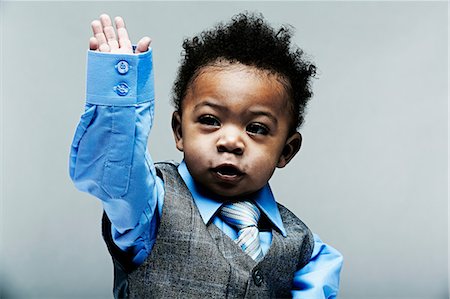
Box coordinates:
[154,160,180,180]
[154,160,179,171]
[277,203,314,247]
[276,203,315,268]
[276,202,311,232]
[155,160,179,168]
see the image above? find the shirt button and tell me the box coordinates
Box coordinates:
[113,82,129,96]
[252,269,263,286]
[116,60,129,75]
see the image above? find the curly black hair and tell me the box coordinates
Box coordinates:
[172,12,316,131]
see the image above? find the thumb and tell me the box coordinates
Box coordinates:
[135,36,152,53]
[89,37,99,51]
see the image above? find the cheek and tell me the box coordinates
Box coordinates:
[183,145,207,179]
[248,146,280,181]
[187,150,207,166]
[254,140,285,161]
[181,130,212,164]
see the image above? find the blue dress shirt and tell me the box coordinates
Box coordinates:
[70,49,343,298]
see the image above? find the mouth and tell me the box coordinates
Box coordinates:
[211,164,244,182]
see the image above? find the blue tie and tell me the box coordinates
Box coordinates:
[220,201,264,262]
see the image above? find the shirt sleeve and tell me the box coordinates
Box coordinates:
[69,49,164,266]
[291,233,343,299]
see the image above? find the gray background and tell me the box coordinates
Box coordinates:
[1,1,448,298]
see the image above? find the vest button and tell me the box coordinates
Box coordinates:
[252,269,263,286]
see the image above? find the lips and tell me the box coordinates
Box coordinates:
[211,164,244,182]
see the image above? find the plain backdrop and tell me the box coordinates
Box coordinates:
[1,1,448,298]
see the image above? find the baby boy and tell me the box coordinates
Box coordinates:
[70,12,342,298]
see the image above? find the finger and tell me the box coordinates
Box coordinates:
[89,37,99,51]
[100,14,119,51]
[117,28,132,50]
[99,43,111,52]
[115,16,132,51]
[135,36,152,53]
[91,20,109,52]
[100,13,113,27]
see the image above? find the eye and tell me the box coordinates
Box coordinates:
[247,123,269,135]
[198,115,220,127]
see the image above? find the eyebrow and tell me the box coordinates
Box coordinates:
[247,109,278,125]
[194,100,278,125]
[194,101,226,111]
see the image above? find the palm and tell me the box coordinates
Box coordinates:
[90,14,151,54]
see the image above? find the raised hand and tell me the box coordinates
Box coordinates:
[89,14,151,54]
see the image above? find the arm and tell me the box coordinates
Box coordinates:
[291,234,343,299]
[69,15,162,266]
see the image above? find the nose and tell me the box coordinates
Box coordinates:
[216,126,245,155]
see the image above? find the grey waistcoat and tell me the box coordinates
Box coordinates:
[102,161,314,299]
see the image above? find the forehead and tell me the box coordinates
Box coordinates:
[185,63,292,116]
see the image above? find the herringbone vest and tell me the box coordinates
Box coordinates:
[102,161,314,298]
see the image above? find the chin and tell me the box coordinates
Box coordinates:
[209,185,257,200]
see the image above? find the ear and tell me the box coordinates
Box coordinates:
[277,132,302,168]
[171,111,184,152]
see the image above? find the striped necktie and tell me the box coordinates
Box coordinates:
[220,201,264,262]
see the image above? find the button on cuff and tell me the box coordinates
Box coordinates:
[116,60,130,75]
[114,82,130,96]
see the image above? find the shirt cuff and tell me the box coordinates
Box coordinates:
[291,234,343,298]
[86,49,154,106]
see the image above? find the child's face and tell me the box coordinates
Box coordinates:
[172,63,301,198]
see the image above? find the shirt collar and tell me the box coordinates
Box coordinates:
[177,160,287,237]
